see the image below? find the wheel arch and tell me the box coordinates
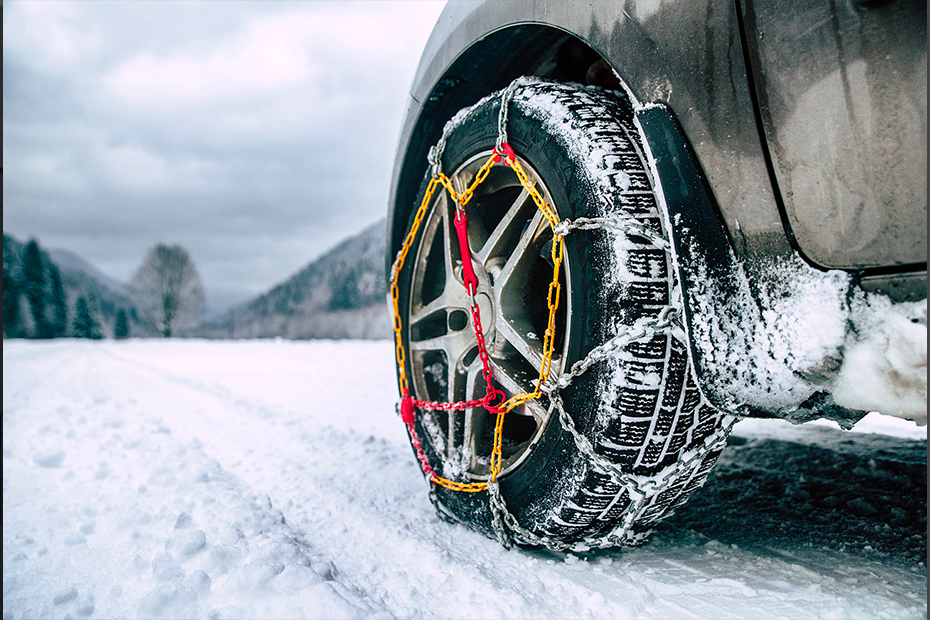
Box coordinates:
[386,17,744,399]
[387,9,866,421]
[388,23,613,278]
[385,18,747,407]
[387,1,786,279]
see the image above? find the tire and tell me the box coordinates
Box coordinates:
[394,78,732,548]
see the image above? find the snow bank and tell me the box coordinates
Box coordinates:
[834,293,927,423]
[679,238,926,423]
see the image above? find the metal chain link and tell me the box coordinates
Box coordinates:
[485,393,739,552]
[496,79,521,152]
[410,78,737,552]
[543,306,681,394]
[427,130,448,180]
[553,216,669,250]
[427,78,521,180]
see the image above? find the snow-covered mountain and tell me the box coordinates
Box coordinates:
[195,221,390,340]
[47,247,129,296]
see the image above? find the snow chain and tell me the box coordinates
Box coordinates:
[392,78,737,551]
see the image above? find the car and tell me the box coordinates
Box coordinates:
[385,0,926,550]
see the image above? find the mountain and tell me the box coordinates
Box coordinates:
[3,233,157,338]
[47,247,129,295]
[195,221,391,340]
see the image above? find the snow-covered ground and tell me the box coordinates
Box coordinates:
[3,340,926,619]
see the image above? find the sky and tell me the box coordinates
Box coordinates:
[3,0,448,314]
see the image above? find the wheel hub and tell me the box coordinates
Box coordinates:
[471,292,495,345]
[406,150,570,478]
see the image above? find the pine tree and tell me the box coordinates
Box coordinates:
[48,263,68,338]
[328,268,359,311]
[3,236,22,338]
[114,308,130,340]
[72,296,103,340]
[22,240,51,338]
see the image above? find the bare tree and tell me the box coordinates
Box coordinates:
[130,244,205,337]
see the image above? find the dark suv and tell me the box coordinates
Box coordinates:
[386,0,926,550]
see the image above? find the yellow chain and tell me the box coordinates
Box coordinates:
[497,157,563,414]
[390,177,441,397]
[391,150,565,492]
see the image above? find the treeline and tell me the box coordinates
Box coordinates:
[3,235,132,340]
[195,220,389,340]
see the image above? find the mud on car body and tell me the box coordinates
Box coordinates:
[385,0,926,548]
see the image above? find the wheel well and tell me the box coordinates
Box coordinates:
[389,26,623,273]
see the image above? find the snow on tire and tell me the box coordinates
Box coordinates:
[395,78,734,548]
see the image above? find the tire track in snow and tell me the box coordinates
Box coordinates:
[103,342,926,619]
[4,342,392,620]
[99,347,616,618]
[98,346,397,618]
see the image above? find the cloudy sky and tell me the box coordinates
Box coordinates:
[3,0,447,314]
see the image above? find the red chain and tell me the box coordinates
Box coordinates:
[413,397,486,411]
[470,299,505,413]
[401,208,506,470]
[400,395,437,478]
[405,283,504,414]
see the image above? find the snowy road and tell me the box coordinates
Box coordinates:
[3,340,926,619]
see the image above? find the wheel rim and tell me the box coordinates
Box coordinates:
[407,151,571,480]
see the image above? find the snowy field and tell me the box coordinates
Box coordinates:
[3,339,926,619]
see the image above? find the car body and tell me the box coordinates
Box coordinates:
[387,0,927,423]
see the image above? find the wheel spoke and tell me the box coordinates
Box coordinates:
[410,331,475,363]
[451,167,474,196]
[496,317,544,373]
[462,364,484,470]
[476,188,533,265]
[410,293,467,329]
[439,194,461,289]
[495,208,546,292]
[443,356,468,456]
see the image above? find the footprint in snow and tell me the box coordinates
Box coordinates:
[152,553,185,582]
[165,530,207,559]
[76,594,95,617]
[233,561,286,588]
[64,533,87,546]
[33,449,65,468]
[52,587,78,605]
[138,582,198,618]
[184,570,212,594]
[174,513,194,529]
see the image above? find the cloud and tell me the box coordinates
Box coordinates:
[3,1,101,71]
[3,0,448,310]
[102,4,431,108]
[103,15,317,106]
